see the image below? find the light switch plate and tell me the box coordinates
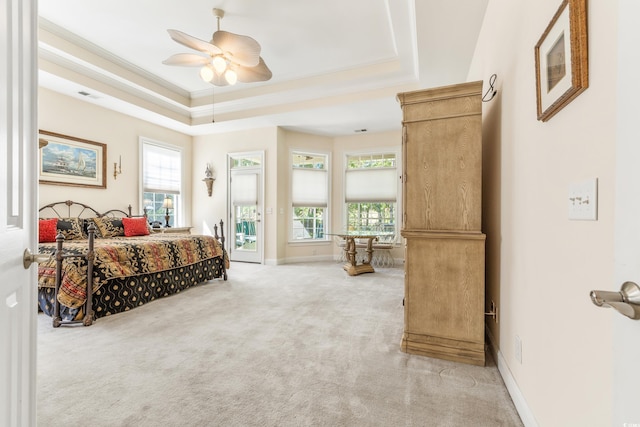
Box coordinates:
[568,178,598,220]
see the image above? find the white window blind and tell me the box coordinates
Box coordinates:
[142,143,181,194]
[345,168,397,202]
[231,173,257,205]
[292,168,328,207]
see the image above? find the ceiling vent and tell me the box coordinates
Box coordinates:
[78,90,100,99]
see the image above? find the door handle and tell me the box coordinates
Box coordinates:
[590,281,640,320]
[23,248,51,269]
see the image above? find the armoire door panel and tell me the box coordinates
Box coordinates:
[403,236,485,343]
[403,118,482,231]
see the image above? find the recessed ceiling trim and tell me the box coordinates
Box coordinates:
[190,82,414,125]
[190,58,405,104]
[39,56,193,125]
[39,19,191,105]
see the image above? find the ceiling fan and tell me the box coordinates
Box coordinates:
[163,8,272,87]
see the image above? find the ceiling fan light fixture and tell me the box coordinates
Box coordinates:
[199,64,215,82]
[224,68,237,85]
[212,56,227,74]
[164,8,271,87]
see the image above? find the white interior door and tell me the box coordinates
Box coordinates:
[613,1,640,424]
[0,0,39,425]
[228,152,263,263]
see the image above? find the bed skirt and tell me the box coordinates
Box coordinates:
[38,256,225,321]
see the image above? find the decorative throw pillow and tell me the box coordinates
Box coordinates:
[57,218,85,240]
[82,218,100,237]
[90,217,125,238]
[38,218,58,243]
[122,217,150,237]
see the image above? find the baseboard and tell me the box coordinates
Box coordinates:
[486,328,539,427]
[282,255,335,264]
[265,255,337,265]
[268,255,406,266]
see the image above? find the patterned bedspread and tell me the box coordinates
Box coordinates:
[38,234,226,309]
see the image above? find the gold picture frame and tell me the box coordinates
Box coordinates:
[534,0,588,122]
[39,130,107,189]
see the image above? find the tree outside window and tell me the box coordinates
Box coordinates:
[345,152,398,236]
[143,193,177,227]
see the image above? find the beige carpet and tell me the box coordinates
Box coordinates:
[37,261,522,427]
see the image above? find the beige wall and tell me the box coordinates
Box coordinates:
[467,0,616,425]
[192,127,403,265]
[192,127,278,260]
[38,88,193,221]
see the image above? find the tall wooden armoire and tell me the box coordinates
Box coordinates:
[397,81,486,366]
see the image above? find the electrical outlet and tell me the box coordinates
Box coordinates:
[515,335,522,364]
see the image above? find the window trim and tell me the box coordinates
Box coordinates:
[139,136,185,226]
[342,147,401,243]
[289,149,331,243]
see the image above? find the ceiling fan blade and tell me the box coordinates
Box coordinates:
[211,30,261,67]
[167,29,222,56]
[162,53,210,67]
[236,57,272,83]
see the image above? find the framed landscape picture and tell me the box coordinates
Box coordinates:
[534,0,588,122]
[39,130,107,189]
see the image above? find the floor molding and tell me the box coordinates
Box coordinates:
[282,255,334,264]
[487,329,539,427]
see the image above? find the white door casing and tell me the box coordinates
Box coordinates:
[613,1,640,424]
[0,0,39,425]
[228,152,264,263]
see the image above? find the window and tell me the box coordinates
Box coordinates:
[230,155,261,168]
[143,193,176,227]
[344,152,398,236]
[141,139,182,227]
[291,152,329,240]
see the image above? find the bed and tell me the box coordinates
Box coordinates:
[37,200,228,327]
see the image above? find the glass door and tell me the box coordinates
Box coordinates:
[234,205,258,252]
[228,153,263,263]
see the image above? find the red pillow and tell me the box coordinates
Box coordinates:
[122,217,150,237]
[39,218,58,243]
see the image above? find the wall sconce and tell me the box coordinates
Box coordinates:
[113,155,122,179]
[203,163,215,197]
[162,196,173,228]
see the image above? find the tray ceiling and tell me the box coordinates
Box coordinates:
[38,0,488,136]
